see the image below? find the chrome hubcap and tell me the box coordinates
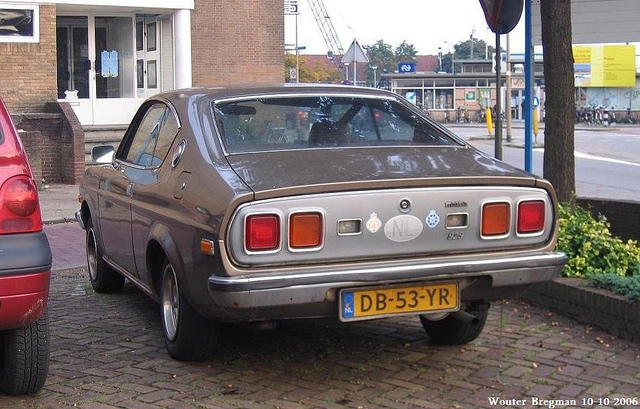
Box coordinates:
[162,264,179,341]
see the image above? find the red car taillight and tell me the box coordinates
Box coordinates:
[481,202,511,237]
[0,175,42,234]
[517,200,546,234]
[245,214,280,251]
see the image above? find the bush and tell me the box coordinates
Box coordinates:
[589,273,640,302]
[556,203,640,278]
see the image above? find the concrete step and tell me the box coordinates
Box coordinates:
[84,126,127,164]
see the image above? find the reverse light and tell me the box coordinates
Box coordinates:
[0,176,41,234]
[481,202,510,237]
[517,200,546,234]
[338,219,362,236]
[446,213,468,229]
[245,214,280,251]
[289,212,323,249]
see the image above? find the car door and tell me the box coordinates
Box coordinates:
[98,102,174,276]
[127,103,180,284]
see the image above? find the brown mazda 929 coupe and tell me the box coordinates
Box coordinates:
[76,84,566,360]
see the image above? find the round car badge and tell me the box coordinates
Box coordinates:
[366,212,382,233]
[426,209,440,228]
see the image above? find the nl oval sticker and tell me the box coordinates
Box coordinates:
[384,215,423,242]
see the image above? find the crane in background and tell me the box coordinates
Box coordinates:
[307,0,345,71]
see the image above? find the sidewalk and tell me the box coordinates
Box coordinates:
[39,184,86,271]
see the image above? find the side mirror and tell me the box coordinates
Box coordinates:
[91,145,115,164]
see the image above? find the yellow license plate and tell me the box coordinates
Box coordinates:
[339,282,459,321]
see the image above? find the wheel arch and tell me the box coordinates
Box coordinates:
[145,223,184,299]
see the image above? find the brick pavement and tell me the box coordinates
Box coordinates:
[2,267,640,408]
[43,222,86,271]
[3,185,637,407]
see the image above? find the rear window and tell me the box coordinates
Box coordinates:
[212,95,457,153]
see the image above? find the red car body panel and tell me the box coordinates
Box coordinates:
[0,271,50,329]
[0,96,51,330]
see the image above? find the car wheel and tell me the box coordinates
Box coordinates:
[86,218,125,293]
[0,313,49,395]
[420,301,490,345]
[160,259,219,361]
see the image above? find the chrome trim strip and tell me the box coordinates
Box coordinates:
[209,252,567,292]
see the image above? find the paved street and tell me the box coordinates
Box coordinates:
[4,267,640,408]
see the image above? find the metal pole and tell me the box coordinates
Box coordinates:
[506,33,513,143]
[524,0,533,171]
[295,13,299,83]
[495,32,502,160]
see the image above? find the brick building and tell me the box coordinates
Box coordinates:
[0,0,284,183]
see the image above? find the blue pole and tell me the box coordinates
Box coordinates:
[524,0,533,172]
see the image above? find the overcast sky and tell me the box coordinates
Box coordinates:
[284,0,527,57]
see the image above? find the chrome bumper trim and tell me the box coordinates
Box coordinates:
[208,252,567,297]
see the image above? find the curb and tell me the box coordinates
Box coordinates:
[523,278,640,343]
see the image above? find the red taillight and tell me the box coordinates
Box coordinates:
[0,176,42,234]
[245,214,280,251]
[517,200,546,234]
[289,212,323,249]
[481,202,510,237]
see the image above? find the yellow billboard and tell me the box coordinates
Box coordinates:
[573,45,636,87]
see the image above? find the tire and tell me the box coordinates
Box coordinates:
[160,259,219,361]
[420,301,490,345]
[0,314,50,395]
[86,218,125,293]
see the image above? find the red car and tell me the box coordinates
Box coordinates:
[0,96,51,395]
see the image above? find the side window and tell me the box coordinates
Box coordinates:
[122,103,179,167]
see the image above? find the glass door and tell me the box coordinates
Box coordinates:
[56,17,89,100]
[92,16,136,125]
[57,14,137,125]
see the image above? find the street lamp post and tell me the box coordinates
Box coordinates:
[438,47,442,72]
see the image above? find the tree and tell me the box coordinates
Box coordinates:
[284,53,342,84]
[440,37,496,73]
[395,41,418,62]
[364,40,395,76]
[540,0,575,203]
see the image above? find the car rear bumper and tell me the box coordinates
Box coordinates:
[0,231,52,329]
[206,251,567,320]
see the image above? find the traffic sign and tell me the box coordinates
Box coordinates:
[397,62,416,73]
[532,96,539,108]
[284,0,299,15]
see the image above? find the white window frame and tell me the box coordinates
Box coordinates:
[0,3,39,43]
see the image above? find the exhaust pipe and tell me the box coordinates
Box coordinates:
[449,310,479,324]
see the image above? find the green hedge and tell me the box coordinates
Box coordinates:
[556,203,640,300]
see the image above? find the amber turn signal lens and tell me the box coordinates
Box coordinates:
[289,212,323,249]
[482,202,510,237]
[518,200,545,234]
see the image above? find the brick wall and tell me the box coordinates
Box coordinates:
[191,0,285,86]
[576,198,640,241]
[11,103,85,185]
[0,5,57,113]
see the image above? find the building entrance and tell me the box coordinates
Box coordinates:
[56,14,172,126]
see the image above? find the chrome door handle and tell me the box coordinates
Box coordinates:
[126,183,134,197]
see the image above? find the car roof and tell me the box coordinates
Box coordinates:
[157,83,400,103]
